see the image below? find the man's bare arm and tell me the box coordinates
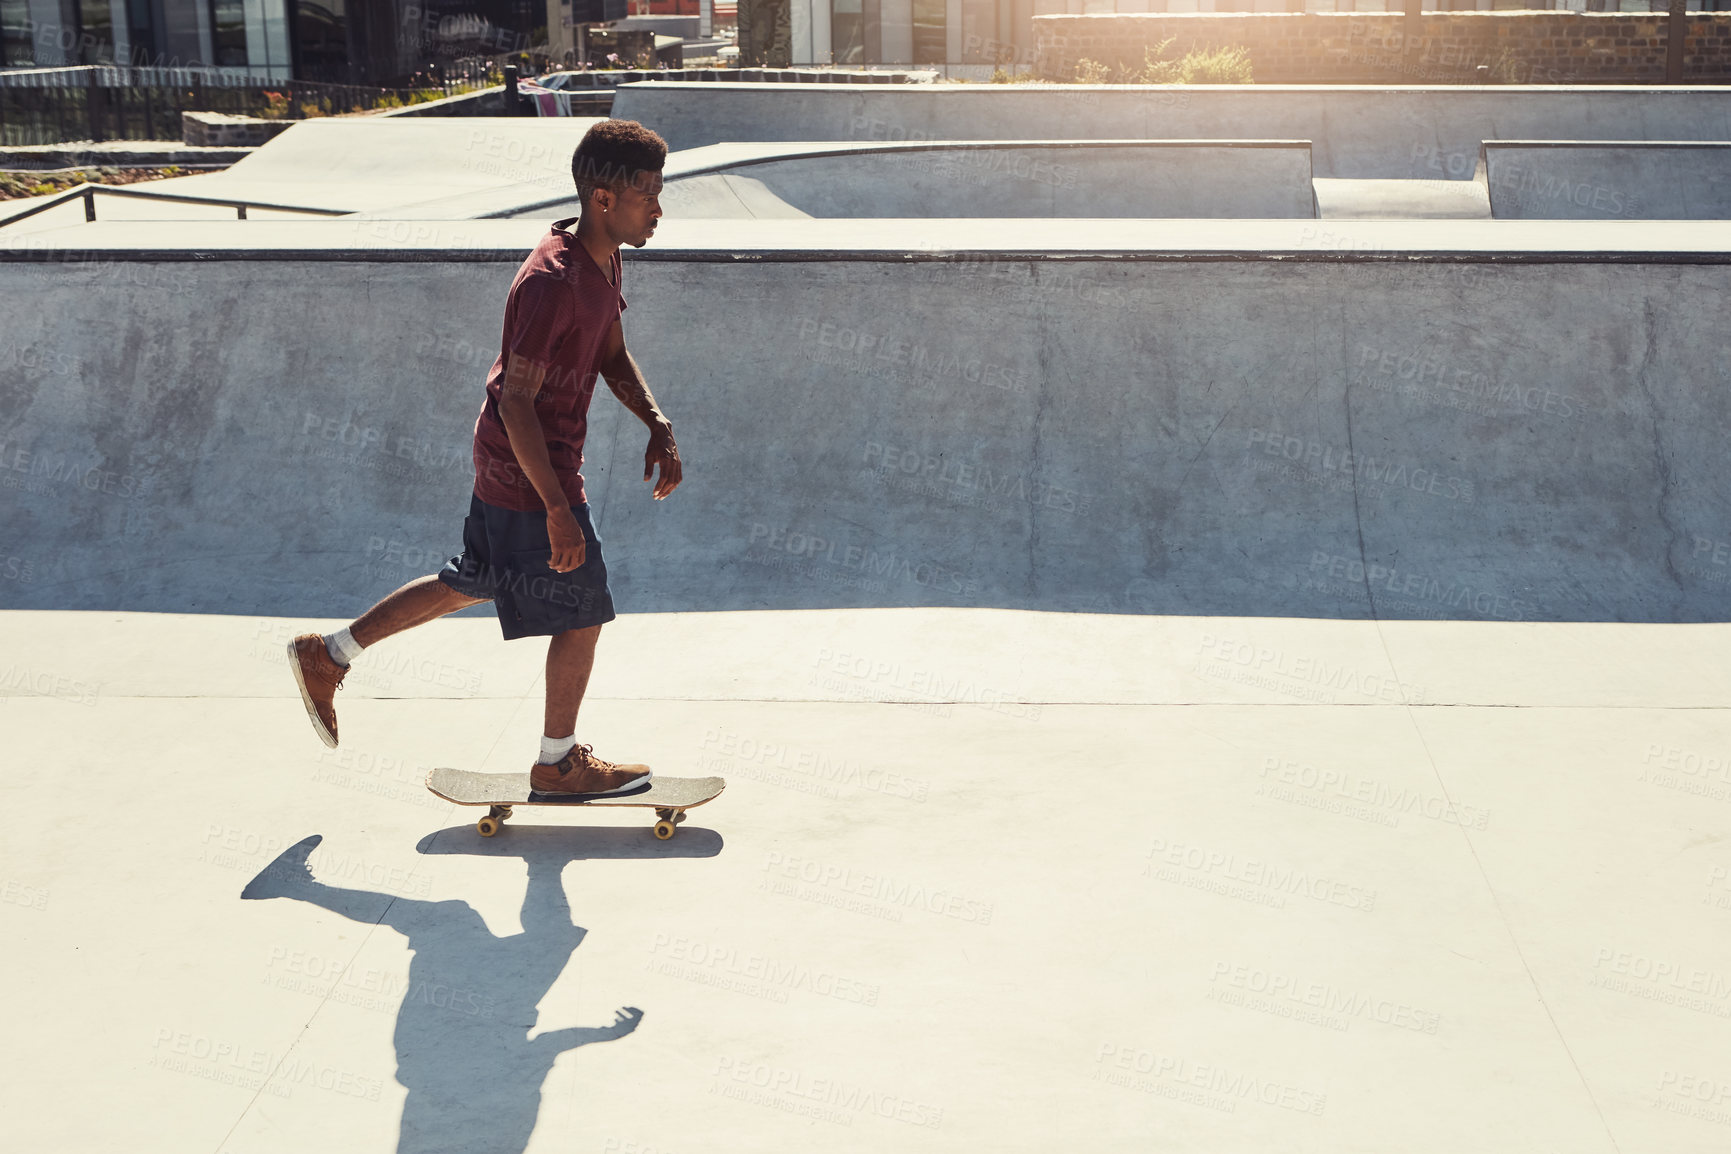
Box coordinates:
[498,353,588,571]
[599,320,682,500]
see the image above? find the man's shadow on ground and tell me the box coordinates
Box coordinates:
[242,825,722,1154]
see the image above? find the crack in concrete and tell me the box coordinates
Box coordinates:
[1342,344,1382,627]
[1632,297,1688,614]
[1028,259,1051,601]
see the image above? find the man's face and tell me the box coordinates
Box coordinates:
[595,171,663,248]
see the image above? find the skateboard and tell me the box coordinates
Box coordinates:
[426,767,725,840]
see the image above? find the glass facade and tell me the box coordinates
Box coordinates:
[209,0,247,65]
[911,0,943,63]
[292,0,351,81]
[1,0,31,66]
[832,0,862,61]
[76,0,113,61]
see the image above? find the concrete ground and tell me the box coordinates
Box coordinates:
[5,606,1731,1152]
[7,83,1731,1154]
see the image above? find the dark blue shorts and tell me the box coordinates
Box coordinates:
[438,493,617,641]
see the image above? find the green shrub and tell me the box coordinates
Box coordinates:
[1179,45,1253,83]
[1138,39,1181,83]
[1072,57,1112,84]
[1067,39,1254,85]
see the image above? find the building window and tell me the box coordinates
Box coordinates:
[833,0,864,61]
[210,0,248,65]
[1,0,31,66]
[295,0,351,81]
[76,0,116,62]
[912,0,943,63]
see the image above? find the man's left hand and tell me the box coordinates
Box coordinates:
[644,425,682,500]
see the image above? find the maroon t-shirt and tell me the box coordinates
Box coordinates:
[471,218,626,511]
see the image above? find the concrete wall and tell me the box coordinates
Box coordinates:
[662,142,1318,217]
[1,248,1727,622]
[612,82,1731,178]
[1032,12,1731,85]
[1485,142,1731,220]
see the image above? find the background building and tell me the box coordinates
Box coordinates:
[0,0,550,85]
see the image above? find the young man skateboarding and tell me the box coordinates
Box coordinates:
[287,120,679,798]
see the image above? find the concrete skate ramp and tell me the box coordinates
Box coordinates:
[2,117,604,225]
[2,218,1729,623]
[653,141,1316,219]
[1484,141,1731,219]
[611,82,1731,180]
[1312,177,1490,220]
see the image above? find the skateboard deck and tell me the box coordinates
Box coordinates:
[427,767,725,840]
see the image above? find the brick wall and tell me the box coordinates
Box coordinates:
[1031,12,1731,85]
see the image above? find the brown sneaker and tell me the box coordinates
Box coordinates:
[287,633,347,748]
[530,743,652,797]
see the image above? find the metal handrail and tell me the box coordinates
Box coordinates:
[0,183,351,229]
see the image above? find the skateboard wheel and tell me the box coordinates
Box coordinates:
[477,816,501,837]
[653,820,676,840]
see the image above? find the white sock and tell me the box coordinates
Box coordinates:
[324,627,364,668]
[539,734,576,765]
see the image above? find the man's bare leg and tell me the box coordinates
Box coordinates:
[351,576,487,648]
[544,624,602,742]
[289,576,485,748]
[527,624,647,794]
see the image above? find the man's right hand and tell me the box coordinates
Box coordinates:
[547,506,587,572]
